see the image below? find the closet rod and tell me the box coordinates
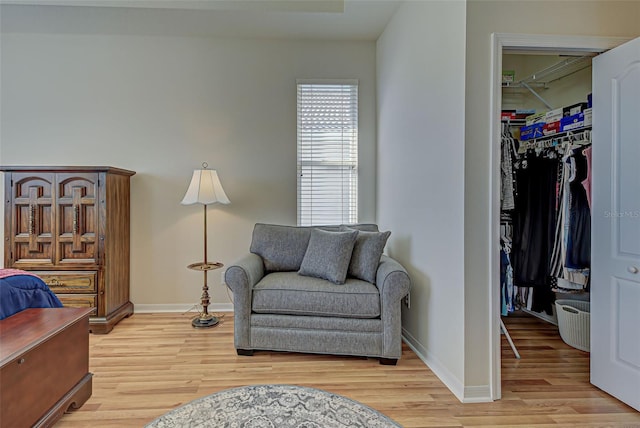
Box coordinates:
[520,56,592,85]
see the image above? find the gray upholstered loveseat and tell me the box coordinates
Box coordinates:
[224,223,410,365]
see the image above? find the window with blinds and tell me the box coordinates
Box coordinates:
[297,80,358,226]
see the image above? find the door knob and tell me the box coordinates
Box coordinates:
[628,266,639,274]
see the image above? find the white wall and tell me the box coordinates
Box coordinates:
[464,0,640,395]
[376,0,468,399]
[377,0,640,403]
[0,32,377,308]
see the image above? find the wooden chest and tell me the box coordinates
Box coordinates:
[0,308,93,427]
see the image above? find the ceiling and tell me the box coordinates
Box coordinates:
[0,0,401,40]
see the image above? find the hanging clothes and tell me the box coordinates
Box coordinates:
[566,147,591,268]
[500,125,518,315]
[500,236,515,316]
[512,152,560,315]
[553,144,591,292]
[501,123,593,316]
[581,146,593,210]
[501,129,517,211]
[549,154,567,280]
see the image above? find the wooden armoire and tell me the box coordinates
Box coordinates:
[1,166,136,333]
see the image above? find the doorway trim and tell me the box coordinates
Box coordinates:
[489,33,631,401]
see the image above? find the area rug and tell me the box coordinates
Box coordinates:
[145,384,401,428]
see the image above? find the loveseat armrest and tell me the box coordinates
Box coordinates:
[225,253,265,350]
[376,255,411,360]
[225,253,265,292]
[376,255,410,302]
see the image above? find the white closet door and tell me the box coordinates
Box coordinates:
[591,36,640,412]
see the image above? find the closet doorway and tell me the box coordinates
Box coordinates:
[500,50,593,324]
[489,34,640,411]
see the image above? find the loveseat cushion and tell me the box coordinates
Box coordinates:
[250,224,312,272]
[252,272,381,318]
[249,223,379,272]
[298,228,358,284]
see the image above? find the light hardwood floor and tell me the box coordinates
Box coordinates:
[56,312,640,427]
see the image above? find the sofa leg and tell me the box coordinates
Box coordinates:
[237,349,254,356]
[379,358,398,366]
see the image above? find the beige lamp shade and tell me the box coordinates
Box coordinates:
[181,168,230,205]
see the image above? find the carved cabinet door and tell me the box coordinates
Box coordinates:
[8,173,55,267]
[55,173,100,266]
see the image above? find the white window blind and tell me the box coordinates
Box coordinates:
[297,80,358,226]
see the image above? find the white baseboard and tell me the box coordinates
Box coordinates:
[134,303,234,314]
[402,327,465,402]
[462,385,492,403]
[402,328,492,403]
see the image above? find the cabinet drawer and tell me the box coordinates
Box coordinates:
[38,271,97,293]
[58,295,97,315]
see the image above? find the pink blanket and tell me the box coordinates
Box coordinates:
[0,269,42,280]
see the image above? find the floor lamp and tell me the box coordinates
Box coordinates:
[181,162,230,328]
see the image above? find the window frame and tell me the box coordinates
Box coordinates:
[296,79,359,227]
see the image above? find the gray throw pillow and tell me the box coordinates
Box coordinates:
[344,228,391,283]
[298,228,358,285]
[340,223,379,232]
